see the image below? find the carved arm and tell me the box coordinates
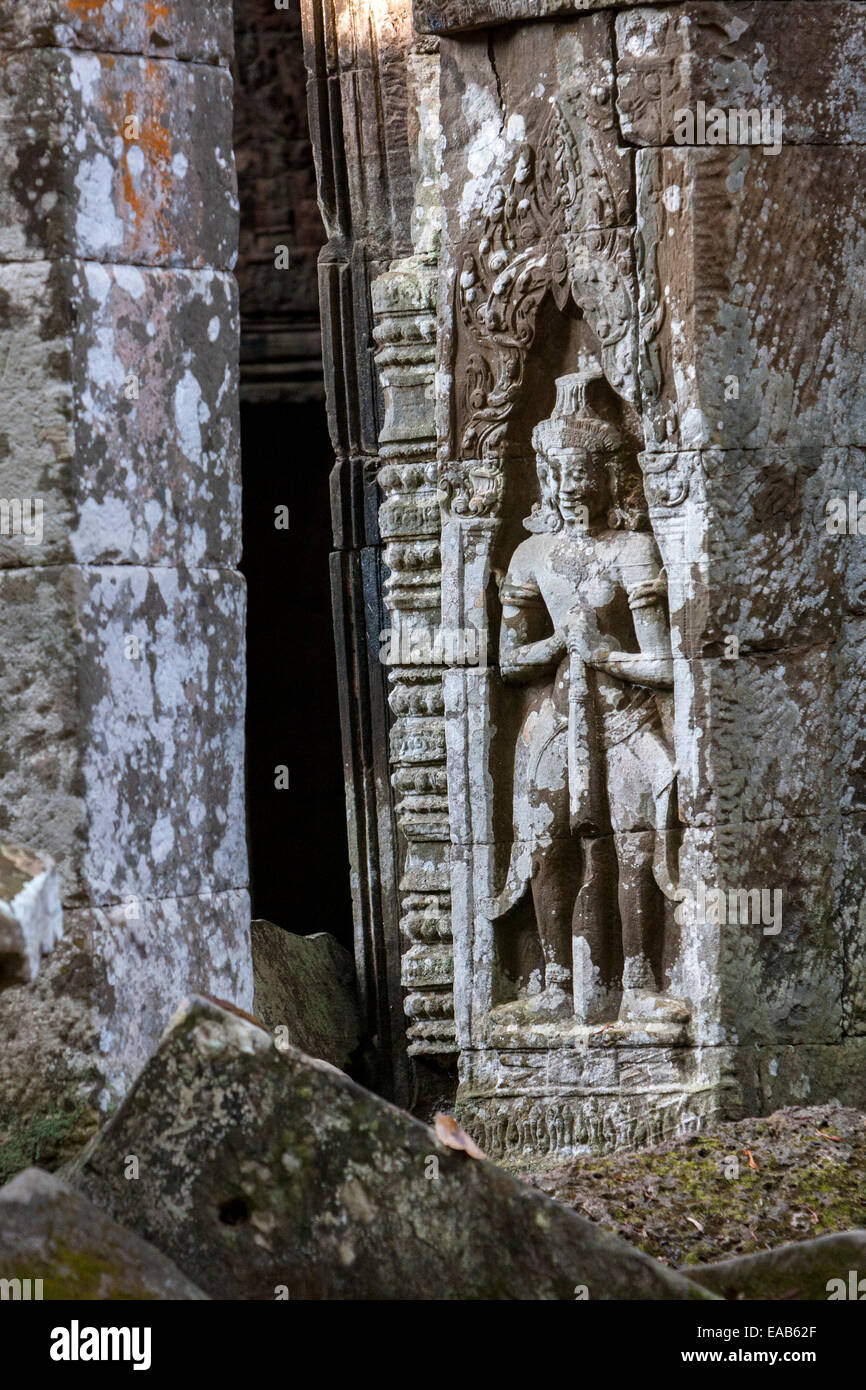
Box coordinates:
[499,581,566,683]
[588,571,674,689]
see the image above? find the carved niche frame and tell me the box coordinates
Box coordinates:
[433,57,713,1157]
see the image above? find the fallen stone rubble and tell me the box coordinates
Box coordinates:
[0,994,862,1300]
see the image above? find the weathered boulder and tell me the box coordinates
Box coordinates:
[0,1168,207,1300]
[0,843,62,987]
[69,996,714,1300]
[686,1233,866,1302]
[251,920,359,1068]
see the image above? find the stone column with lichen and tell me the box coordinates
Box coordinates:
[0,0,251,1170]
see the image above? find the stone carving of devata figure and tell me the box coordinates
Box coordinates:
[488,365,688,1028]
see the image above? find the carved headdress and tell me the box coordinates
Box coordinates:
[526,359,647,533]
[531,364,623,460]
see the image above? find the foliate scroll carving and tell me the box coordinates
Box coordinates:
[454,133,567,461]
[555,70,633,234]
[639,451,693,511]
[437,456,505,518]
[557,53,638,402]
[635,154,680,448]
[566,227,636,403]
[441,87,640,510]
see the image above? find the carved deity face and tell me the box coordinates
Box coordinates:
[546,449,608,526]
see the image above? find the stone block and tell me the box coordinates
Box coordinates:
[833,617,866,816]
[0,890,252,1159]
[0,565,247,905]
[69,995,714,1299]
[636,145,866,451]
[0,50,236,267]
[686,1231,866,1300]
[676,815,843,1046]
[822,450,866,618]
[439,16,632,238]
[732,1038,866,1116]
[0,0,234,63]
[251,921,359,1070]
[650,447,860,660]
[0,1168,208,1300]
[617,2,866,147]
[456,1040,730,1160]
[314,0,414,256]
[416,0,665,34]
[673,646,837,827]
[0,260,240,568]
[838,813,866,1034]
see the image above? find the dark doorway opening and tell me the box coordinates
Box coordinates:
[240,399,353,948]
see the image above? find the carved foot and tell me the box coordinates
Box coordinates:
[495,982,573,1023]
[619,990,689,1026]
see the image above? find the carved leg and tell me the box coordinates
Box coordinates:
[652,780,681,903]
[616,829,689,1026]
[616,829,661,991]
[529,840,579,990]
[572,834,619,1023]
[490,839,577,1024]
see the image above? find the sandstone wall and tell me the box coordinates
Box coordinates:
[0,0,251,1163]
[429,0,866,1157]
[233,0,325,401]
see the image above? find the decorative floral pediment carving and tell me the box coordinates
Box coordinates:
[441,90,644,517]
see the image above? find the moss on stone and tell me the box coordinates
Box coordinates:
[0,1103,95,1184]
[522,1105,866,1267]
[17,1244,162,1300]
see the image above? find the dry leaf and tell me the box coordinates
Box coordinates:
[433,1112,486,1160]
[814,1130,842,1142]
[742,1148,759,1170]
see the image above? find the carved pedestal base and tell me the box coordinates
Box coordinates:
[457,1036,866,1165]
[456,1039,730,1164]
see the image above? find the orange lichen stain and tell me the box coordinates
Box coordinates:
[145,2,171,37]
[67,0,111,20]
[68,0,171,47]
[120,74,174,261]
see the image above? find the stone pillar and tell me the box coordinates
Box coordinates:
[301,0,419,1101]
[372,47,458,1062]
[0,2,250,1164]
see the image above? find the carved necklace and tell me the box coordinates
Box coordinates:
[548,531,609,590]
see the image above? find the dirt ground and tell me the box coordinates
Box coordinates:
[520,1104,866,1267]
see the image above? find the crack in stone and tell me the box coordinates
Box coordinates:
[487,32,505,128]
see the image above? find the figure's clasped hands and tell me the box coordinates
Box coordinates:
[587,646,612,669]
